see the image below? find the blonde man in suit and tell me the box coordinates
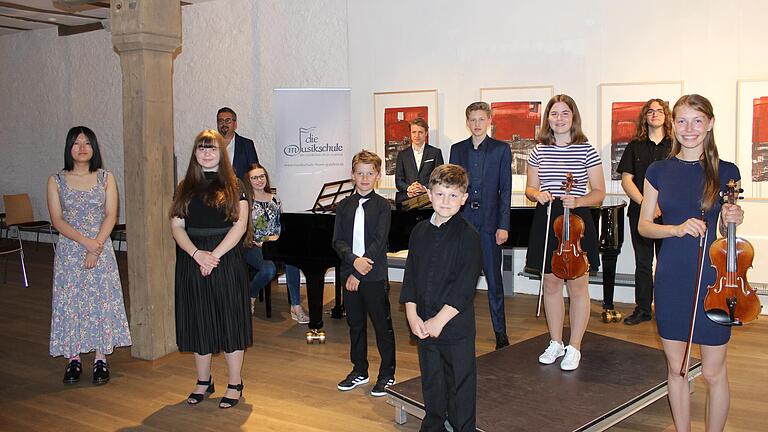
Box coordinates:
[394,118,444,203]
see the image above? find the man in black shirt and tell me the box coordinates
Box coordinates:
[400,164,482,432]
[616,99,673,325]
[333,150,395,397]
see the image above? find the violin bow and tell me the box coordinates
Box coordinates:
[536,201,553,317]
[680,210,709,378]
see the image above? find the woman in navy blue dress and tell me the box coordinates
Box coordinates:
[639,95,744,431]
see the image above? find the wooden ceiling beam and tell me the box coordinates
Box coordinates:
[58,21,103,36]
[0,22,27,30]
[0,1,103,19]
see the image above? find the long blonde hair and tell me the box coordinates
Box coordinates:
[670,94,720,210]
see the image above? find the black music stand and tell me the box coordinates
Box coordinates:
[311,179,355,212]
[309,179,355,319]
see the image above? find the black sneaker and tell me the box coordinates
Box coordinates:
[63,359,82,384]
[624,309,652,325]
[370,377,395,397]
[92,360,110,385]
[495,331,510,350]
[337,372,368,391]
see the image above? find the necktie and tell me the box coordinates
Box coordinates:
[353,198,369,256]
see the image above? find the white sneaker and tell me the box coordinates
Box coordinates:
[560,345,581,371]
[538,340,565,364]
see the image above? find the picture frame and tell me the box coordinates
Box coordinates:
[373,89,439,189]
[736,80,768,199]
[480,85,554,192]
[598,81,683,194]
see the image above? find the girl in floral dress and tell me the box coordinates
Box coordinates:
[47,126,132,385]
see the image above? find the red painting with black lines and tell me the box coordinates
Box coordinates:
[383,106,428,175]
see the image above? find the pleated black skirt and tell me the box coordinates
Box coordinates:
[175,227,252,355]
[524,201,600,276]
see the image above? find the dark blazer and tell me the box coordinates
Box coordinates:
[394,144,444,203]
[332,192,391,282]
[231,133,259,179]
[449,136,511,233]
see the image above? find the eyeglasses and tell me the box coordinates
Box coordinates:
[217,118,235,125]
[196,145,218,153]
[73,142,92,147]
[646,109,665,116]
[250,174,266,180]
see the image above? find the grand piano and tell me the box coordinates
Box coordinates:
[263,185,626,337]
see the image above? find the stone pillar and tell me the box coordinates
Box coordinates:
[111,0,181,360]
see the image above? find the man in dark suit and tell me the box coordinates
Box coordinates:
[449,101,512,349]
[217,107,259,178]
[394,117,444,203]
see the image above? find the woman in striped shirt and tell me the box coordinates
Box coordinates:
[525,94,606,371]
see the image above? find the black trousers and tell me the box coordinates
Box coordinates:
[417,338,476,432]
[344,279,396,378]
[628,211,662,314]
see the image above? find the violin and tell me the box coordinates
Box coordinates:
[704,180,761,326]
[551,172,590,280]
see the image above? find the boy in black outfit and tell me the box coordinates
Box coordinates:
[333,150,396,397]
[400,164,482,432]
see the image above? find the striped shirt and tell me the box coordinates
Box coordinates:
[528,143,601,197]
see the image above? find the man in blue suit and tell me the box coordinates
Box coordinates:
[449,102,512,349]
[394,117,444,203]
[217,107,259,178]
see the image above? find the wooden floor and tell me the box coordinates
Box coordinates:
[0,246,766,431]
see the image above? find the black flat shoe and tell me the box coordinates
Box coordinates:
[624,309,652,325]
[63,359,82,384]
[187,376,215,405]
[92,360,110,385]
[219,382,244,409]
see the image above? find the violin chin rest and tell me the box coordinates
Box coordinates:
[705,309,743,327]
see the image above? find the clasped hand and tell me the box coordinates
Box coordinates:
[194,250,220,276]
[407,181,427,197]
[83,238,104,269]
[408,315,446,339]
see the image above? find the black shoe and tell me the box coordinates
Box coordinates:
[624,309,652,325]
[92,360,110,385]
[337,371,369,391]
[495,331,510,350]
[63,359,82,384]
[187,376,215,405]
[219,382,244,409]
[370,376,395,397]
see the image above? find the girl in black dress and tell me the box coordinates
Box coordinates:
[169,129,252,409]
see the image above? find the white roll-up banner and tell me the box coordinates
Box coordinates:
[274,88,352,212]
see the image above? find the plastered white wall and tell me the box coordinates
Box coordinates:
[346,0,768,293]
[0,0,348,225]
[1,0,766,297]
[0,27,123,225]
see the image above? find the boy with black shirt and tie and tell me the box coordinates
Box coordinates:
[333,150,396,397]
[400,164,483,432]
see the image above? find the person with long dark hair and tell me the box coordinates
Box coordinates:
[638,94,743,430]
[47,126,131,385]
[242,163,309,323]
[616,98,673,325]
[524,95,605,371]
[169,129,252,409]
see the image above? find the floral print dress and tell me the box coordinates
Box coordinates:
[49,169,132,358]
